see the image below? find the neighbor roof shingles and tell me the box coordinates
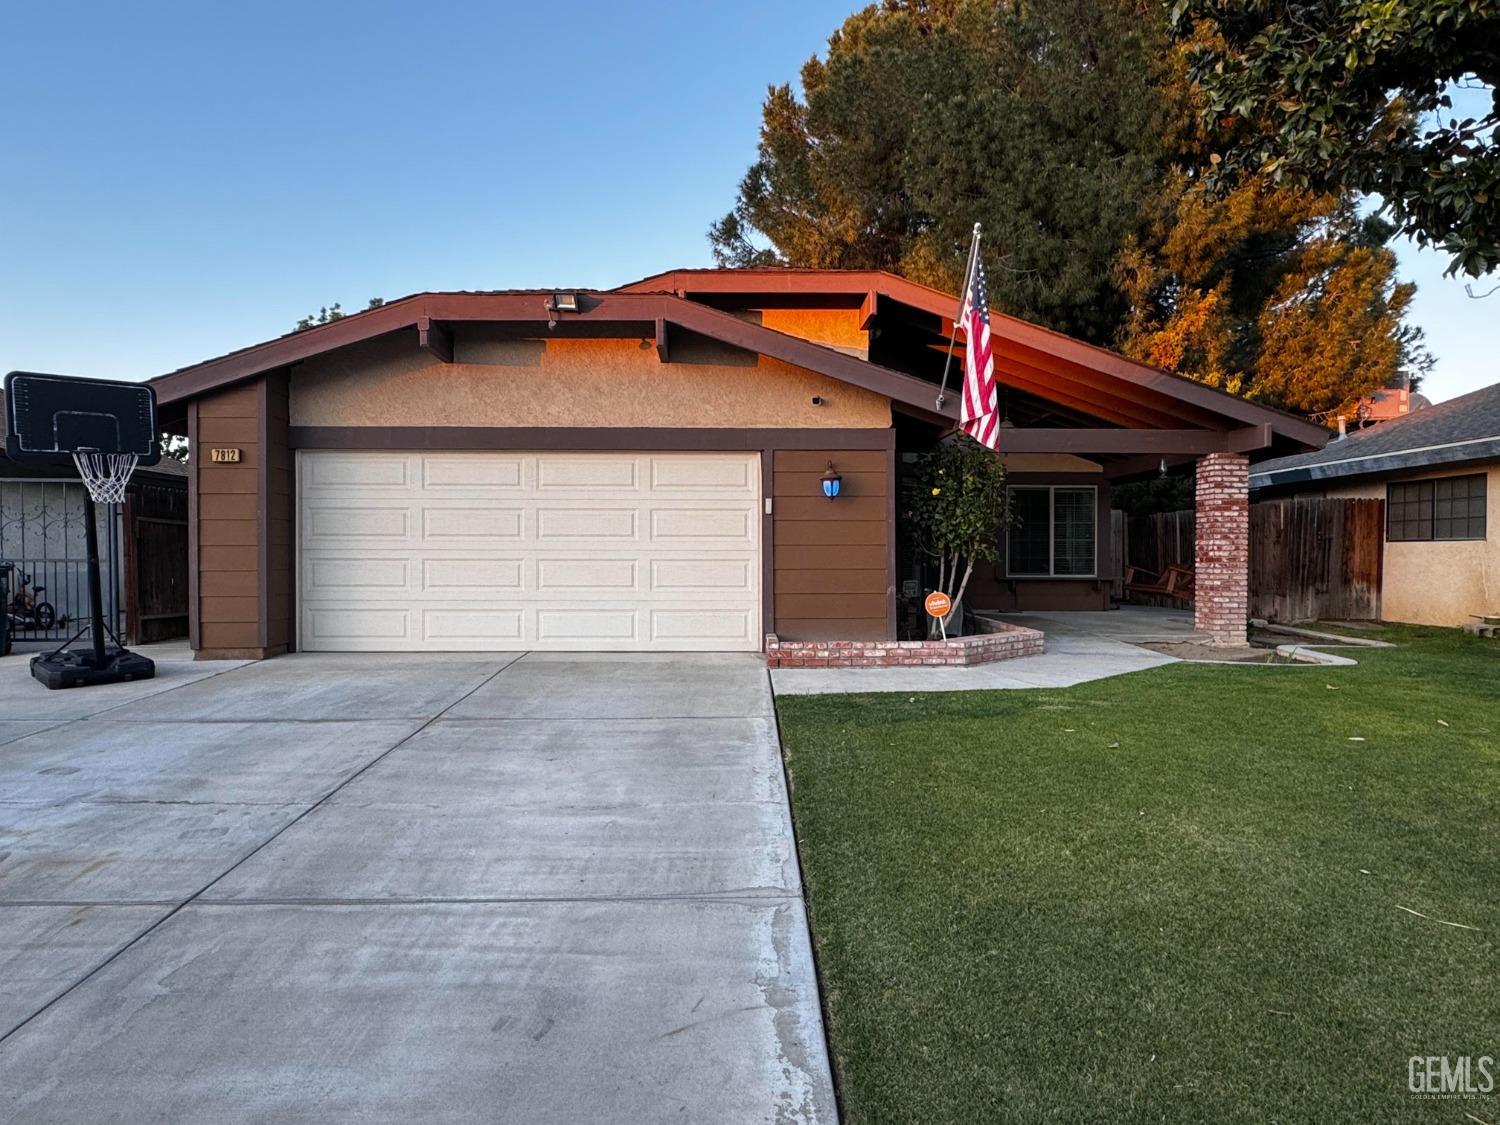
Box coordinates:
[1251,381,1500,487]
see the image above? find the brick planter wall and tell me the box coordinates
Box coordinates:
[765,620,1044,668]
[1195,451,1250,645]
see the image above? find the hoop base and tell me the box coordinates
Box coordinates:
[31,647,155,690]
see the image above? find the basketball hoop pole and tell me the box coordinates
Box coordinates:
[81,491,108,667]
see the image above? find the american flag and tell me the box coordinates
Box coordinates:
[959,258,1000,449]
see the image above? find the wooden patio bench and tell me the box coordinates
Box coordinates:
[1124,563,1195,605]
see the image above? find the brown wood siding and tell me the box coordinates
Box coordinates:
[192,378,286,659]
[772,449,891,641]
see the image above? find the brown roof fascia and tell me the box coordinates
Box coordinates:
[616,268,1328,449]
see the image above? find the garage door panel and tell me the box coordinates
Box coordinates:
[650,508,754,543]
[305,608,411,644]
[421,455,525,490]
[537,507,639,541]
[298,451,762,651]
[304,505,410,542]
[421,506,524,542]
[424,608,525,643]
[537,456,640,491]
[537,608,639,642]
[650,609,756,645]
[536,557,640,591]
[302,454,411,491]
[650,456,757,494]
[305,557,411,594]
[650,558,754,592]
[421,557,525,594]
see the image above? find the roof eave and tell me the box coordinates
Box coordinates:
[1250,437,1500,490]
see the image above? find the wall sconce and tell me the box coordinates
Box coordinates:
[820,462,842,500]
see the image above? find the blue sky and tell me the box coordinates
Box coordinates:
[0,2,1490,402]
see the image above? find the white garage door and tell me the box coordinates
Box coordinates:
[297,451,762,652]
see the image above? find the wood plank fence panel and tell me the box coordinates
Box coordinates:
[1117,497,1382,622]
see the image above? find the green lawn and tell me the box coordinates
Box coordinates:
[778,626,1499,1123]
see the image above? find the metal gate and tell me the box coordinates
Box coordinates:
[1,480,125,645]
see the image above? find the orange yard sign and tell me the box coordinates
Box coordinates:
[924,591,952,618]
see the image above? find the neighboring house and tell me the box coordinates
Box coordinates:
[1349,382,1430,427]
[1,389,191,643]
[1252,381,1500,627]
[147,270,1324,659]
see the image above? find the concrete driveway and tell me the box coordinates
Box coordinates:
[0,648,835,1124]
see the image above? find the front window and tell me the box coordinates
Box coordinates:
[1007,486,1097,577]
[1387,475,1486,542]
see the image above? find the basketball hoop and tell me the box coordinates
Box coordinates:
[72,449,139,505]
[5,371,162,688]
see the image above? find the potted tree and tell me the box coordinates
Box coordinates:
[905,436,1014,638]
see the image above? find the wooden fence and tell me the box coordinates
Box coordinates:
[1115,497,1383,622]
[124,479,190,643]
[1249,497,1383,622]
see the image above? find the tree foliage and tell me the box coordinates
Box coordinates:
[903,436,1014,631]
[294,297,385,333]
[712,0,1170,341]
[717,0,1431,426]
[1172,0,1500,276]
[1117,178,1429,416]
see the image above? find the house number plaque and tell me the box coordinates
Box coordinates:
[209,448,242,463]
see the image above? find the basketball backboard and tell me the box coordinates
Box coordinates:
[4,371,162,467]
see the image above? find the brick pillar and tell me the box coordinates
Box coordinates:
[1194,452,1250,645]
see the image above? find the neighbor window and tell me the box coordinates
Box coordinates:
[1006,486,1097,577]
[1387,475,1487,542]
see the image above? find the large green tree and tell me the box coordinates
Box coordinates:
[711,0,1170,342]
[716,0,1430,424]
[1172,0,1500,277]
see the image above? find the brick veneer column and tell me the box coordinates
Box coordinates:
[1195,452,1250,645]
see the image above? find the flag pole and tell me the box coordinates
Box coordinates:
[935,222,982,411]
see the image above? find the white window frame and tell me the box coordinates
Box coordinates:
[1006,485,1098,578]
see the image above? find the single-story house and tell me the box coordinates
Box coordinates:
[148,269,1325,660]
[1252,380,1499,627]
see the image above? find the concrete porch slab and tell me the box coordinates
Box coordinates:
[771,607,1192,695]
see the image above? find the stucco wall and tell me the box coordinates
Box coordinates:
[1323,464,1499,627]
[290,331,891,429]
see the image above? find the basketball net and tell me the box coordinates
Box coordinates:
[72,450,138,506]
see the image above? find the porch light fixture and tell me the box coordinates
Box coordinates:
[820,462,842,500]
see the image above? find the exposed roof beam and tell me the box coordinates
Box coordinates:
[998,427,1275,454]
[417,317,453,363]
[655,317,669,363]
